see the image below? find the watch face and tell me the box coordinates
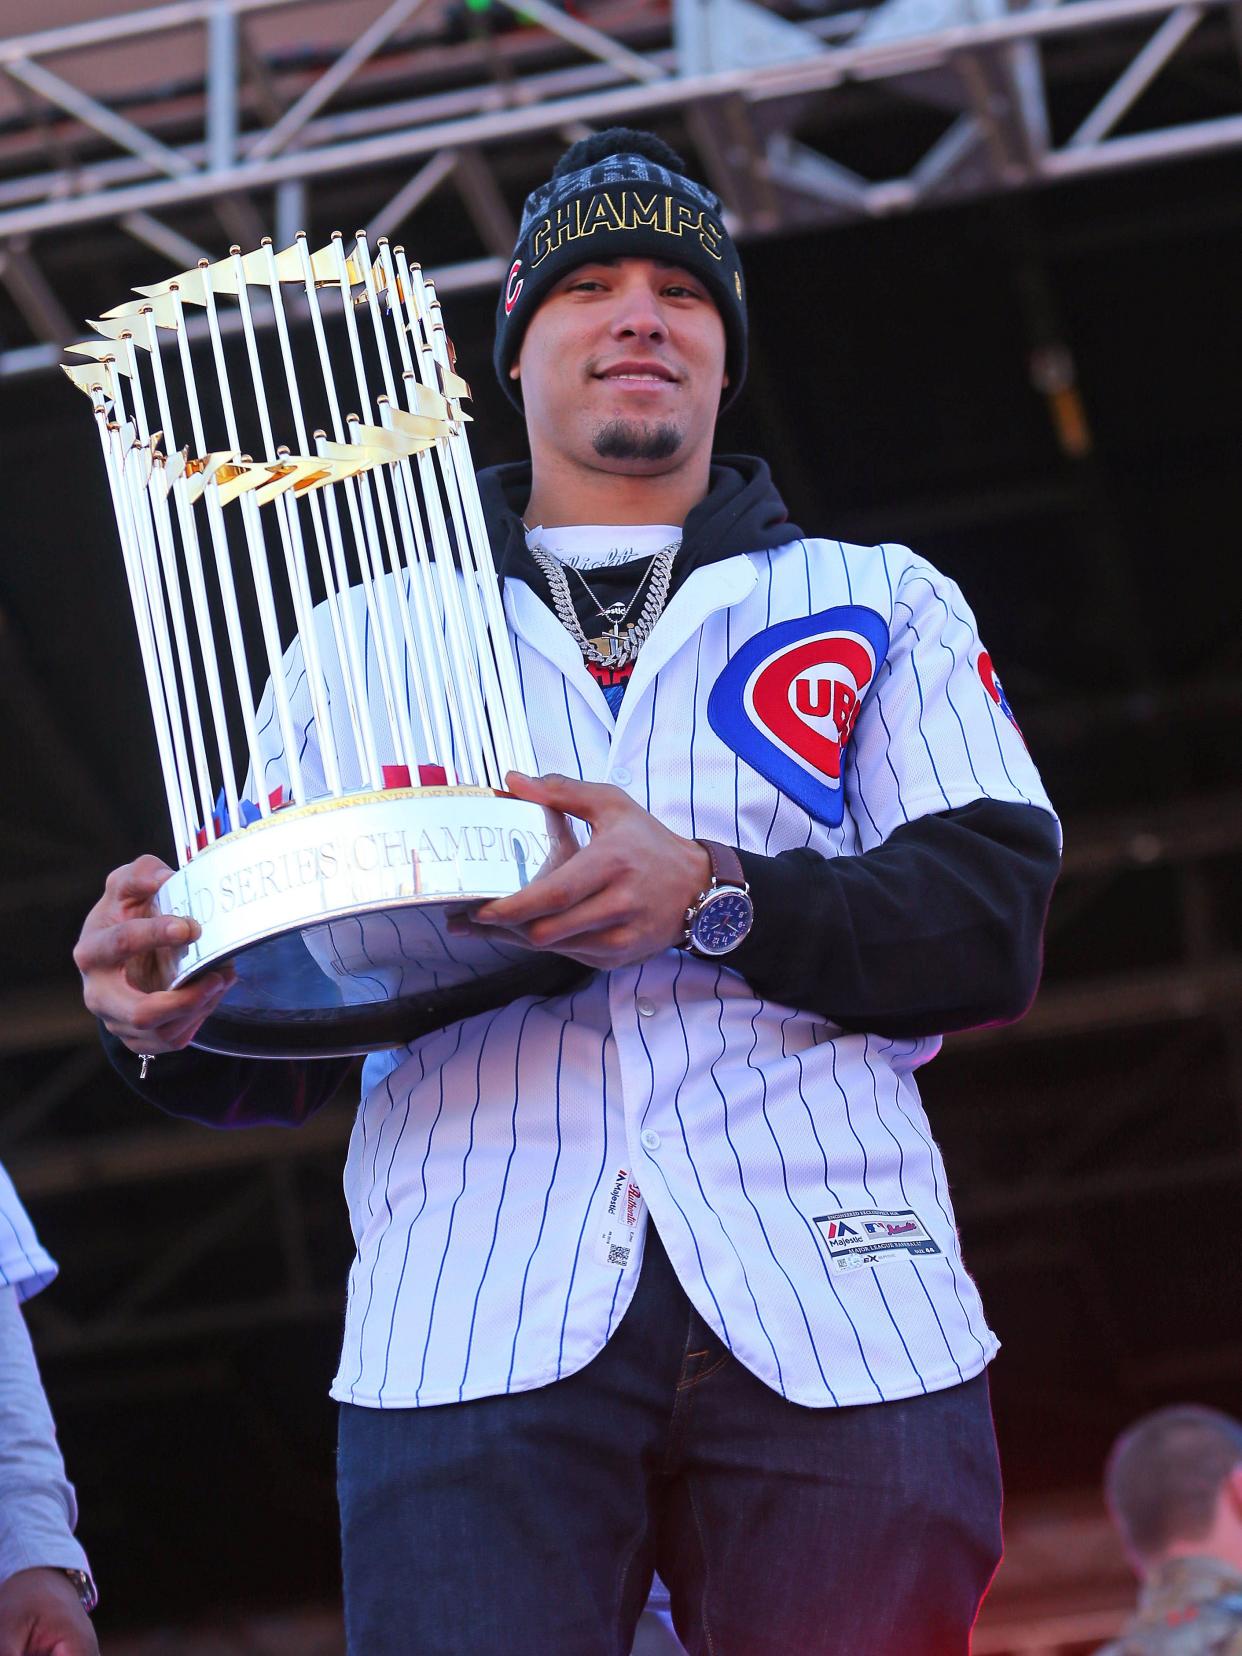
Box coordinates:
[690,888,754,956]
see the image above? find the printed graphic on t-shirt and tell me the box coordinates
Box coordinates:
[587,657,634,718]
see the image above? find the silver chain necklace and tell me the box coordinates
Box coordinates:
[528,539,679,667]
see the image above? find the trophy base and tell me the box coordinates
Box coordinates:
[155,787,558,1059]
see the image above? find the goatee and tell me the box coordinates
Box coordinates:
[592,420,683,462]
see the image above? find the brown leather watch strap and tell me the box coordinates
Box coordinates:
[697,839,747,891]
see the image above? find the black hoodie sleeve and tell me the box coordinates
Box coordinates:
[100,1029,354,1130]
[729,798,1060,1037]
[98,948,597,1128]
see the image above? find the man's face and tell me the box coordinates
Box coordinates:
[511,256,728,483]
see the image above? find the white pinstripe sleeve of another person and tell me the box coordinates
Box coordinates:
[0,1164,56,1304]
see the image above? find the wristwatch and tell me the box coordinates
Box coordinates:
[680,840,754,957]
[61,1569,98,1613]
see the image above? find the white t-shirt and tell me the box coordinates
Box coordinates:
[523,523,682,569]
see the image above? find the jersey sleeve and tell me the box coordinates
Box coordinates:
[247,630,329,809]
[848,549,1057,850]
[0,1165,57,1304]
[245,587,412,810]
[0,1286,93,1590]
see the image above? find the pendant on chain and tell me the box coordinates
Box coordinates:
[527,541,679,671]
[588,631,627,663]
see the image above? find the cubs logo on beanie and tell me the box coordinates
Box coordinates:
[494,128,747,412]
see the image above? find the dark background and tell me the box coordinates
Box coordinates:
[2,88,1241,1642]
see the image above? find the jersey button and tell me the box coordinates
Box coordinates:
[636,998,656,1017]
[611,766,632,787]
[640,1129,661,1152]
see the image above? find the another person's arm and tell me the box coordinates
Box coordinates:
[0,1289,97,1656]
[0,1165,97,1656]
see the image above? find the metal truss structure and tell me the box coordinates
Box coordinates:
[2,3,1240,1646]
[0,0,1239,376]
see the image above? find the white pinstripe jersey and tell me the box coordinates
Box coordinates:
[0,1164,58,1303]
[252,535,1055,1409]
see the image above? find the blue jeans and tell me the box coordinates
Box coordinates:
[338,1226,1002,1655]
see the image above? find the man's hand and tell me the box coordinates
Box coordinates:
[0,1569,98,1656]
[457,772,712,970]
[74,856,233,1055]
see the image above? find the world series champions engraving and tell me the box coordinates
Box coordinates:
[64,231,554,1057]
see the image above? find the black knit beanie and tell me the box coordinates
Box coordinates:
[494,128,747,413]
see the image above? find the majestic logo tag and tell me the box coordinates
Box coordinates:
[813,1207,941,1274]
[707,606,890,825]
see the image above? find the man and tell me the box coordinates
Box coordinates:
[75,129,1061,1653]
[1096,1407,1242,1655]
[0,1164,98,1656]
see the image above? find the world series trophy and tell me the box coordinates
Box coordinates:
[64,231,555,1059]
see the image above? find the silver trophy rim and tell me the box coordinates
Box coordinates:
[154,787,560,1060]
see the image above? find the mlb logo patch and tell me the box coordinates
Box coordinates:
[977,649,1025,744]
[707,606,890,826]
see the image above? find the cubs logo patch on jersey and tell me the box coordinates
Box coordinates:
[707,605,890,826]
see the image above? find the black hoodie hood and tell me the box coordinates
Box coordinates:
[477,455,804,602]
